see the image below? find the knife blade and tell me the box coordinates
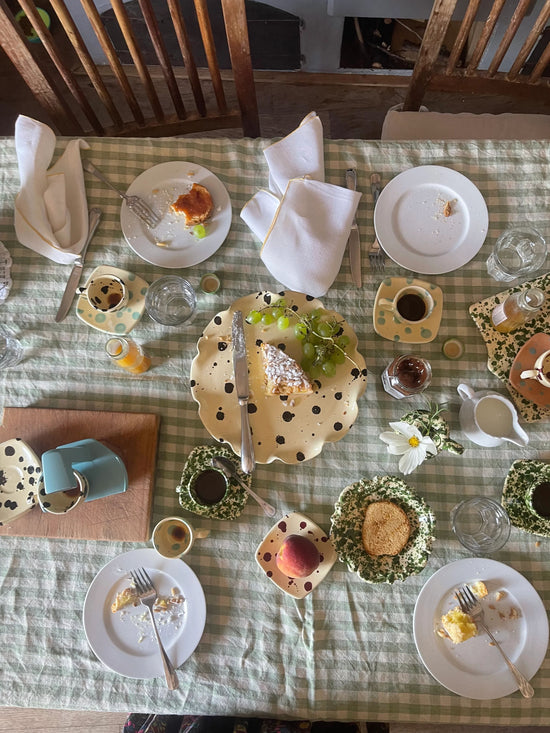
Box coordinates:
[55,207,101,323]
[345,168,361,288]
[232,310,255,474]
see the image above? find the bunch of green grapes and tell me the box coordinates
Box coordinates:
[246,299,350,378]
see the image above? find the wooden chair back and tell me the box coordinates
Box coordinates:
[403,0,550,111]
[0,0,260,137]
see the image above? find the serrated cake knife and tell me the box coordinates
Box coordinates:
[232,310,255,474]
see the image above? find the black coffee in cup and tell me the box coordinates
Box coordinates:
[191,469,227,505]
[531,481,550,518]
[396,293,427,321]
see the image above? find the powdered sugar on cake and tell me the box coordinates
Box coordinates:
[261,343,313,395]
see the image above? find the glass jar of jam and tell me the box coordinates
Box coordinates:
[381,354,432,399]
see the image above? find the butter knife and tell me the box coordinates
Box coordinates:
[232,310,255,474]
[55,207,101,323]
[345,168,361,287]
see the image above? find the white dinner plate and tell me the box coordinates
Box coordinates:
[374,165,488,274]
[413,557,548,698]
[121,161,232,268]
[83,548,206,679]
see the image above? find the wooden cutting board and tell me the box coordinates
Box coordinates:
[0,407,160,542]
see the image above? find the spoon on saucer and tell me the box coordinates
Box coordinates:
[211,456,276,517]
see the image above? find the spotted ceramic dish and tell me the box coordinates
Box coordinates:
[502,459,550,537]
[256,511,337,599]
[330,475,436,584]
[76,265,148,334]
[190,291,367,465]
[373,277,443,343]
[469,272,550,422]
[0,438,41,526]
[176,444,250,520]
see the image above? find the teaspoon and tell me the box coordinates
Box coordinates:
[211,456,276,517]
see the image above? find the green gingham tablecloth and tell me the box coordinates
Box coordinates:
[0,135,549,725]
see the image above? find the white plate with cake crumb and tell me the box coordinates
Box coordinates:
[413,558,548,698]
[121,161,232,268]
[83,548,206,678]
[374,165,488,274]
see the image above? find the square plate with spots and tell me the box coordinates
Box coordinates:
[255,511,337,598]
[0,438,41,526]
[190,291,367,465]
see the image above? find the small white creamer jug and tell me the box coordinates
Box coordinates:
[457,384,529,448]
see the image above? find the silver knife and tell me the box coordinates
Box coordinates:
[55,207,101,323]
[232,310,255,474]
[345,168,361,288]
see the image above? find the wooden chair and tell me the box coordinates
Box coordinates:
[0,0,260,137]
[402,0,550,111]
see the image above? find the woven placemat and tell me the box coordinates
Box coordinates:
[469,272,550,422]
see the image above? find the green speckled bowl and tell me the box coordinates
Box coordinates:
[502,459,550,537]
[330,475,436,584]
[176,444,250,520]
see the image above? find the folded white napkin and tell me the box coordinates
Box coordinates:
[240,112,361,297]
[14,115,89,265]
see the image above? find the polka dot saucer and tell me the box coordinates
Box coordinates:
[255,511,337,599]
[373,277,443,343]
[0,438,41,526]
[76,265,148,335]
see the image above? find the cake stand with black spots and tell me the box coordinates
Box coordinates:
[0,438,41,526]
[190,291,367,465]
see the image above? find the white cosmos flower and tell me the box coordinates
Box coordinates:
[379,421,437,475]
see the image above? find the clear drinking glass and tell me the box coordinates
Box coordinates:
[451,497,510,554]
[145,276,197,326]
[0,325,23,368]
[486,225,547,282]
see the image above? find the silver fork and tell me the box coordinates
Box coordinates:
[456,585,534,698]
[130,567,179,690]
[83,160,161,228]
[369,173,385,273]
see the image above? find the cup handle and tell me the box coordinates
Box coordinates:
[457,383,475,401]
[520,369,538,380]
[378,298,395,310]
[195,528,210,539]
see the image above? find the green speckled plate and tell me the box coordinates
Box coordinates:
[76,265,148,334]
[502,459,550,537]
[176,444,250,520]
[330,475,436,584]
[373,277,443,343]
[469,272,550,422]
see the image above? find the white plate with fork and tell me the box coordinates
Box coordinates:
[121,161,232,268]
[83,548,206,678]
[374,165,488,274]
[413,558,548,698]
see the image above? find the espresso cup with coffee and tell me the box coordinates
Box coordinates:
[77,274,128,313]
[151,516,209,559]
[188,467,228,507]
[526,479,550,524]
[379,285,434,324]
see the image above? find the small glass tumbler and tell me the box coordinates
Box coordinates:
[0,325,23,368]
[486,225,547,282]
[145,276,197,326]
[451,496,511,554]
[381,354,432,399]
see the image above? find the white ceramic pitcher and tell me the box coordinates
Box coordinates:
[457,384,529,448]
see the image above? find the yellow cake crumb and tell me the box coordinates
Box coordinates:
[441,607,477,644]
[471,580,488,598]
[495,590,506,601]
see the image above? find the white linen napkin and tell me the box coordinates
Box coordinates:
[14,115,89,265]
[240,112,361,297]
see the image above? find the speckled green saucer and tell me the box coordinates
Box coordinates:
[469,272,550,422]
[330,475,436,584]
[502,459,550,537]
[176,444,250,520]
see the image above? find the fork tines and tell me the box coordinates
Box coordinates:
[456,584,476,613]
[130,566,155,593]
[128,197,161,228]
